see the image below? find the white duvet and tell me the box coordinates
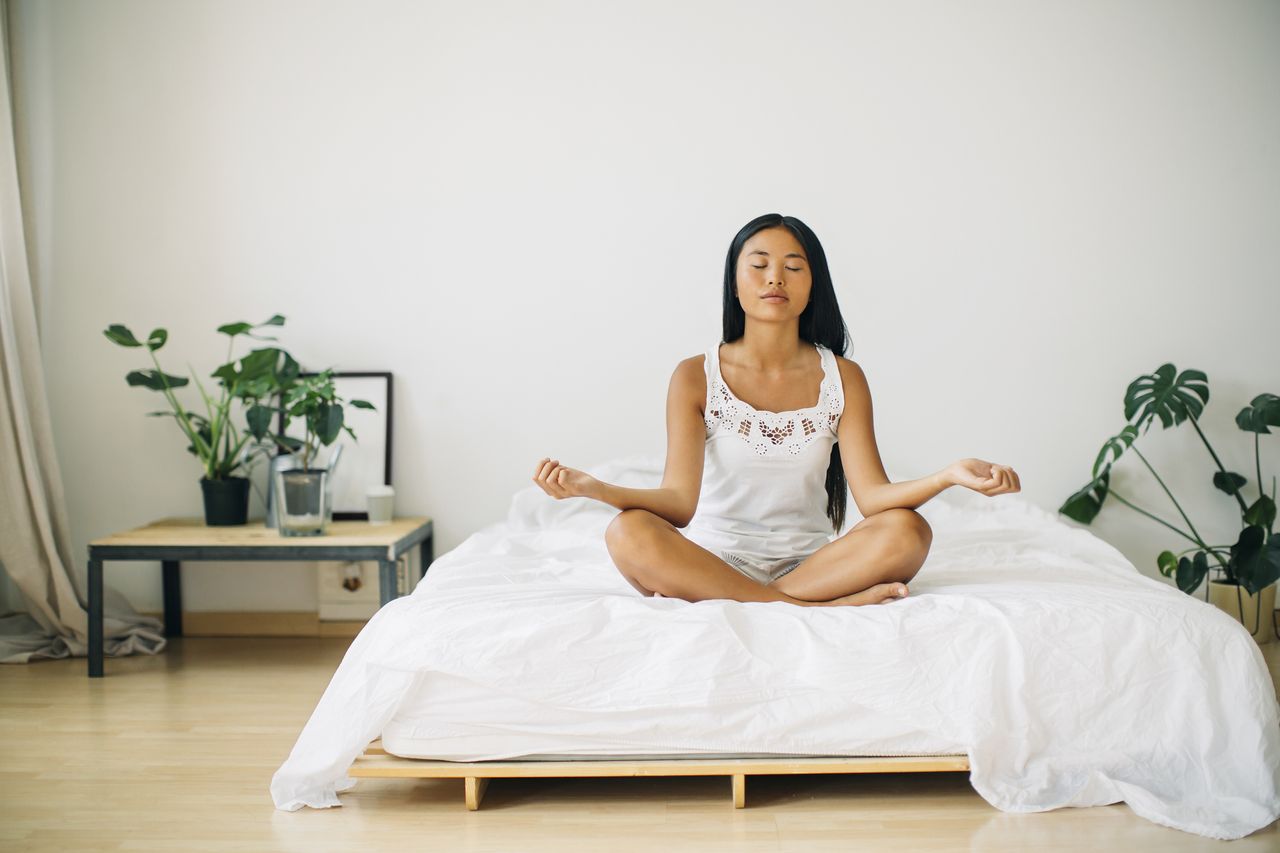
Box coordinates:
[269,454,1280,841]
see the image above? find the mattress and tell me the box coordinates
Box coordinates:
[380,669,970,761]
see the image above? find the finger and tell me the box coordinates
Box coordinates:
[537,459,560,484]
[533,457,551,479]
[546,464,570,497]
[539,471,565,499]
[1010,468,1021,491]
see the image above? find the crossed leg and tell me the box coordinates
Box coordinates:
[604,507,932,607]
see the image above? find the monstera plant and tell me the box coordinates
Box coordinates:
[1060,363,1279,640]
[104,314,299,525]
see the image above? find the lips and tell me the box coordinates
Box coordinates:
[762,294,788,301]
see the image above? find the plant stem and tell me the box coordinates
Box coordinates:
[149,350,209,472]
[1130,444,1207,545]
[1108,489,1198,545]
[1187,414,1248,514]
[1109,488,1230,571]
[188,365,215,472]
[1257,431,1264,506]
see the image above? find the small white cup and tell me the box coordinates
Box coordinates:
[366,485,395,525]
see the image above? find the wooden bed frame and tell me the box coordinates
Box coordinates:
[348,740,971,810]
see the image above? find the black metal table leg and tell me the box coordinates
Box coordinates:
[162,560,183,637]
[379,559,396,607]
[88,558,103,677]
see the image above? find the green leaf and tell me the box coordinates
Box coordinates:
[104,324,143,347]
[1175,551,1209,594]
[246,404,273,440]
[236,376,273,399]
[217,322,253,337]
[1213,471,1248,497]
[126,369,190,390]
[1244,495,1277,531]
[237,347,281,379]
[145,328,168,351]
[1231,526,1280,595]
[316,402,344,445]
[1059,468,1111,525]
[211,362,239,384]
[1123,363,1209,430]
[1235,393,1280,434]
[1156,550,1177,579]
[243,313,284,343]
[278,352,301,386]
[1091,424,1138,479]
[349,398,376,410]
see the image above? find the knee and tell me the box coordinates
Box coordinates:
[605,509,661,555]
[882,508,933,563]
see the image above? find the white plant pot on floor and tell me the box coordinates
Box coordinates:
[1207,579,1276,645]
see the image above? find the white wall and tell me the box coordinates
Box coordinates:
[4,0,1278,615]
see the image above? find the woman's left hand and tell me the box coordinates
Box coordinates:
[943,458,1021,496]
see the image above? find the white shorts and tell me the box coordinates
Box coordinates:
[718,550,806,585]
[649,551,806,598]
[676,525,811,586]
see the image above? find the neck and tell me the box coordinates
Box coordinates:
[733,319,808,371]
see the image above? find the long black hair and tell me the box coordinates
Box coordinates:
[721,213,852,534]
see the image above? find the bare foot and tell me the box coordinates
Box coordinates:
[812,582,909,607]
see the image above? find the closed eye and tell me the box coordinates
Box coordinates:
[751,264,803,271]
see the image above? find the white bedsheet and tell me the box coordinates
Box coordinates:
[270,454,1280,840]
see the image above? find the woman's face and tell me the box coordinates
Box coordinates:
[735,226,812,319]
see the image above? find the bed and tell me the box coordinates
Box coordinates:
[269,454,1280,841]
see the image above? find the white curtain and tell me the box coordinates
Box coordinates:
[0,0,164,663]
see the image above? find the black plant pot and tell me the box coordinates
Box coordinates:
[200,476,250,526]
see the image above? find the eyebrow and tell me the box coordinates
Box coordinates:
[749,250,807,260]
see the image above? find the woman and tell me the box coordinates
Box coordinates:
[532,213,1020,607]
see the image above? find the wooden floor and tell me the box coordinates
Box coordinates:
[1,635,1278,852]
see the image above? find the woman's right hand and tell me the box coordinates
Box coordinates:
[532,457,600,501]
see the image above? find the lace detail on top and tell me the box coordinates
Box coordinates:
[703,342,844,456]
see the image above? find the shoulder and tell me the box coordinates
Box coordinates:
[668,352,709,400]
[832,353,871,400]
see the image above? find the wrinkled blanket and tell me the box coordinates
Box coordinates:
[270,454,1280,840]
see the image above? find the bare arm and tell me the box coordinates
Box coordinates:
[532,356,707,527]
[835,358,951,516]
[834,358,1022,515]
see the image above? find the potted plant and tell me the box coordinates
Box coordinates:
[1060,363,1279,643]
[269,368,375,536]
[103,315,299,525]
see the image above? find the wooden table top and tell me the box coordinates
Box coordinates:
[89,516,432,548]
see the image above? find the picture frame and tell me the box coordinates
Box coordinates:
[276,371,393,520]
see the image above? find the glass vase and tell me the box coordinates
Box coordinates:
[274,467,330,537]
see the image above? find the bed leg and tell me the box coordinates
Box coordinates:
[731,773,746,808]
[465,776,489,810]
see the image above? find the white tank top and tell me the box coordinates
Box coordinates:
[684,340,846,564]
